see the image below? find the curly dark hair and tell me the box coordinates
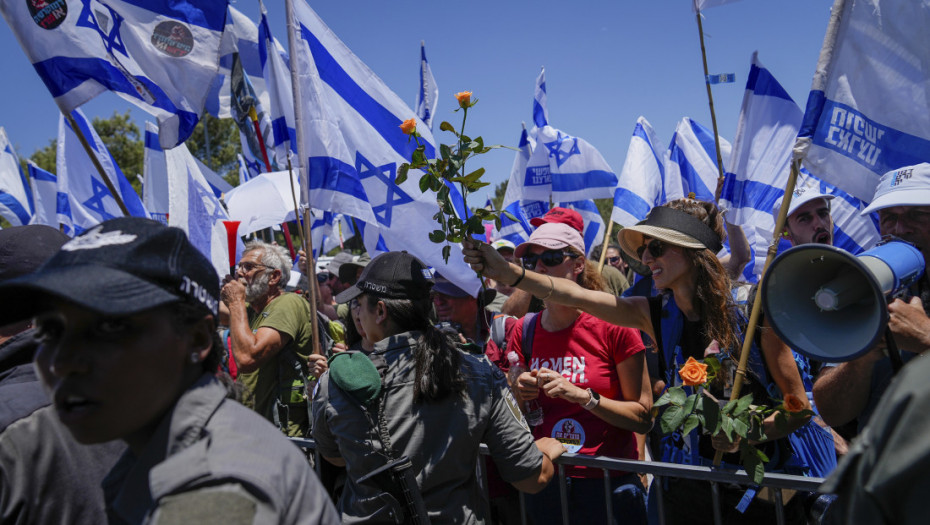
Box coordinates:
[663,199,739,354]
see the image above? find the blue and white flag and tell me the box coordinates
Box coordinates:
[561,200,604,256]
[205,5,271,121]
[722,54,880,278]
[26,161,58,228]
[289,0,479,294]
[796,0,930,202]
[237,153,254,185]
[533,67,548,129]
[58,109,147,232]
[142,122,168,223]
[666,117,730,202]
[2,0,229,148]
[523,125,618,203]
[259,1,296,163]
[165,141,233,277]
[144,121,230,224]
[310,210,355,258]
[230,51,276,177]
[499,124,546,245]
[611,116,668,227]
[0,127,33,226]
[416,41,438,130]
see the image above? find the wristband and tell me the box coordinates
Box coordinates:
[511,265,526,287]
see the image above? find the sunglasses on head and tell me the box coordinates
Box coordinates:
[522,250,580,269]
[636,239,667,259]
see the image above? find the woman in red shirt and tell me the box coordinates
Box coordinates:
[507,221,653,525]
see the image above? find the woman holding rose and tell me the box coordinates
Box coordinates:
[464,198,820,524]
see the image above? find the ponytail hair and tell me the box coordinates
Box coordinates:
[374,296,466,402]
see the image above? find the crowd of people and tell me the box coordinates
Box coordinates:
[1,162,929,524]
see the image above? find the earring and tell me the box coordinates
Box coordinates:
[190,352,201,364]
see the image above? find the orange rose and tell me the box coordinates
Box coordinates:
[678,356,708,387]
[399,118,417,135]
[454,91,472,108]
[783,393,805,413]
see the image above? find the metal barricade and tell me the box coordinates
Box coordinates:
[291,438,827,525]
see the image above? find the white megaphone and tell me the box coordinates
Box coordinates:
[761,238,925,363]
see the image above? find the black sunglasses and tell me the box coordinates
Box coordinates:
[317,272,331,283]
[636,239,666,260]
[522,250,579,269]
[607,256,621,264]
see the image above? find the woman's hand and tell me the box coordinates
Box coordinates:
[462,239,518,284]
[537,367,589,405]
[515,371,540,402]
[711,430,740,454]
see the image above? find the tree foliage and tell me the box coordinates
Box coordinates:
[185,113,241,186]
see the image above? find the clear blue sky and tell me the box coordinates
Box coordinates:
[0,0,833,195]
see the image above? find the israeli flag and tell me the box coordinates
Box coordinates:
[58,109,148,232]
[230,51,277,177]
[144,122,231,224]
[205,6,270,121]
[561,200,604,256]
[611,117,669,227]
[416,41,439,130]
[289,0,479,294]
[692,0,744,12]
[165,141,234,277]
[499,125,546,245]
[523,125,618,203]
[796,0,930,202]
[310,210,355,258]
[666,117,730,202]
[259,1,297,163]
[0,127,33,226]
[26,161,58,228]
[2,0,228,148]
[237,154,254,185]
[721,54,879,278]
[533,67,549,129]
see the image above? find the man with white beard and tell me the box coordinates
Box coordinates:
[221,241,317,437]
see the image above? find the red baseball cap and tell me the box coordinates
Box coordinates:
[529,207,584,233]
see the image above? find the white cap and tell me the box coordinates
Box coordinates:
[862,163,930,215]
[773,185,834,219]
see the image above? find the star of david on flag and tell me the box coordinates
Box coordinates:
[288,0,480,295]
[0,127,34,226]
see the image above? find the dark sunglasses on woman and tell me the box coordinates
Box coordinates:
[636,239,666,260]
[522,250,580,269]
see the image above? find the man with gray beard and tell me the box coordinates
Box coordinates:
[220,241,318,437]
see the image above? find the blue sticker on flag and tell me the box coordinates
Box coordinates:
[706,73,736,85]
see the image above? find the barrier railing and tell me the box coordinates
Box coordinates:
[291,438,827,525]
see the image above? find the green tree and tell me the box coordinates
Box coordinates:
[29,139,56,174]
[186,113,240,186]
[491,179,507,211]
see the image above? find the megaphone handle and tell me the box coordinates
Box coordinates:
[886,327,904,375]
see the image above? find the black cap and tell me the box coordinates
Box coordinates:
[0,217,220,322]
[338,252,371,284]
[335,251,433,304]
[0,225,70,282]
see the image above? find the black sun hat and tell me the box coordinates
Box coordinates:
[0,217,220,322]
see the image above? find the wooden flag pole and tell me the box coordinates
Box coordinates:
[712,159,802,466]
[596,220,616,273]
[695,10,727,202]
[64,112,130,217]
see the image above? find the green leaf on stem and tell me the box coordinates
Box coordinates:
[441,245,451,262]
[503,210,518,222]
[429,230,446,243]
[439,121,455,133]
[660,405,685,434]
[440,143,452,161]
[734,394,754,417]
[682,414,701,436]
[419,174,432,194]
[740,444,766,485]
[654,391,673,408]
[396,164,409,185]
[669,387,687,406]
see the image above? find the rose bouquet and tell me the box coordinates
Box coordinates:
[654,355,812,484]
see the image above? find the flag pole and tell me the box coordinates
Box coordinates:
[695,10,727,202]
[64,112,130,217]
[713,158,801,466]
[285,0,321,359]
[596,220,615,273]
[249,106,297,259]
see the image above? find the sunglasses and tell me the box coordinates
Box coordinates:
[607,256,621,264]
[636,239,667,260]
[317,272,331,284]
[522,250,580,269]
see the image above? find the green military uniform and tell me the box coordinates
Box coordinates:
[239,292,313,437]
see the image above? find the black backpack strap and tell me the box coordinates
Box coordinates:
[647,295,668,379]
[520,312,539,365]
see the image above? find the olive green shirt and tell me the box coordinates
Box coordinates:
[238,292,313,437]
[600,264,631,296]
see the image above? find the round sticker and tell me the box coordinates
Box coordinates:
[151,21,194,57]
[550,418,585,453]
[27,0,67,30]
